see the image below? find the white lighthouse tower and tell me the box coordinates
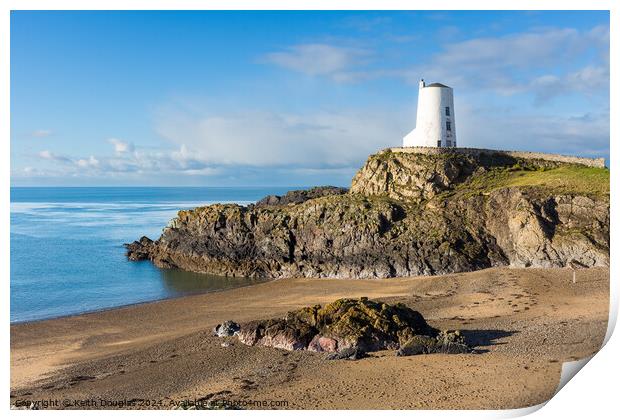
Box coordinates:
[403,79,457,148]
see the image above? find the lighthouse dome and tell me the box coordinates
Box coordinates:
[425,82,451,88]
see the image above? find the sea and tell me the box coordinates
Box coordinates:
[10,187,298,323]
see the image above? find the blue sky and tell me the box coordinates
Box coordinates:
[11,10,609,186]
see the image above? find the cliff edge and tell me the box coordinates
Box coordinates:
[126,148,609,279]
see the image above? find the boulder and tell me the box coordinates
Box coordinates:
[236,318,317,351]
[234,298,467,357]
[396,330,470,356]
[124,236,154,261]
[213,320,240,337]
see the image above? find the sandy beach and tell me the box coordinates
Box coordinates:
[10,267,609,410]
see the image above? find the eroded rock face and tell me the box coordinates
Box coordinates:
[351,150,475,202]
[483,189,610,268]
[233,298,462,356]
[125,150,609,278]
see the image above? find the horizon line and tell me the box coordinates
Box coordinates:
[9,184,346,188]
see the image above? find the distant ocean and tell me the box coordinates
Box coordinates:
[10,187,298,323]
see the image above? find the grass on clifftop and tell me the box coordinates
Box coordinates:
[458,165,609,198]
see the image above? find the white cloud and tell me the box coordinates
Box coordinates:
[456,101,609,158]
[154,106,410,168]
[529,65,609,103]
[265,25,609,102]
[31,129,52,138]
[403,25,609,98]
[263,44,370,80]
[23,97,608,183]
[33,141,220,179]
[24,105,410,181]
[76,156,100,168]
[108,138,135,154]
[38,150,72,163]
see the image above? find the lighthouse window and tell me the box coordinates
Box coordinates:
[446,121,452,131]
[445,107,450,116]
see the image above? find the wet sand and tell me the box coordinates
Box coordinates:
[10,267,609,409]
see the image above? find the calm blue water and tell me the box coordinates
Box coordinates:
[10,187,298,323]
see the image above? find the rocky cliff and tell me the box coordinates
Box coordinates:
[126,148,609,279]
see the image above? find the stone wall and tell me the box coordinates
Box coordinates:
[387,147,606,168]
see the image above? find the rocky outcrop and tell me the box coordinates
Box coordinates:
[256,186,348,206]
[231,298,468,356]
[125,236,154,261]
[126,148,609,278]
[350,149,567,203]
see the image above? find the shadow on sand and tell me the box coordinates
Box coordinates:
[460,329,517,353]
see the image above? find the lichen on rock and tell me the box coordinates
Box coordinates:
[231,298,469,357]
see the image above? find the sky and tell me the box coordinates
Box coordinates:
[10,10,610,187]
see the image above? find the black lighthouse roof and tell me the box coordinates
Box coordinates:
[426,82,451,88]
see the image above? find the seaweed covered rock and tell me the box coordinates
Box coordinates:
[235,298,467,356]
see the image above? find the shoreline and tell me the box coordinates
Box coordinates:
[11,267,609,409]
[10,277,275,326]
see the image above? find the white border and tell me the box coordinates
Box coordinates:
[2,2,617,419]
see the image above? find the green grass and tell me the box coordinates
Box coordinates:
[501,166,609,194]
[453,165,609,198]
